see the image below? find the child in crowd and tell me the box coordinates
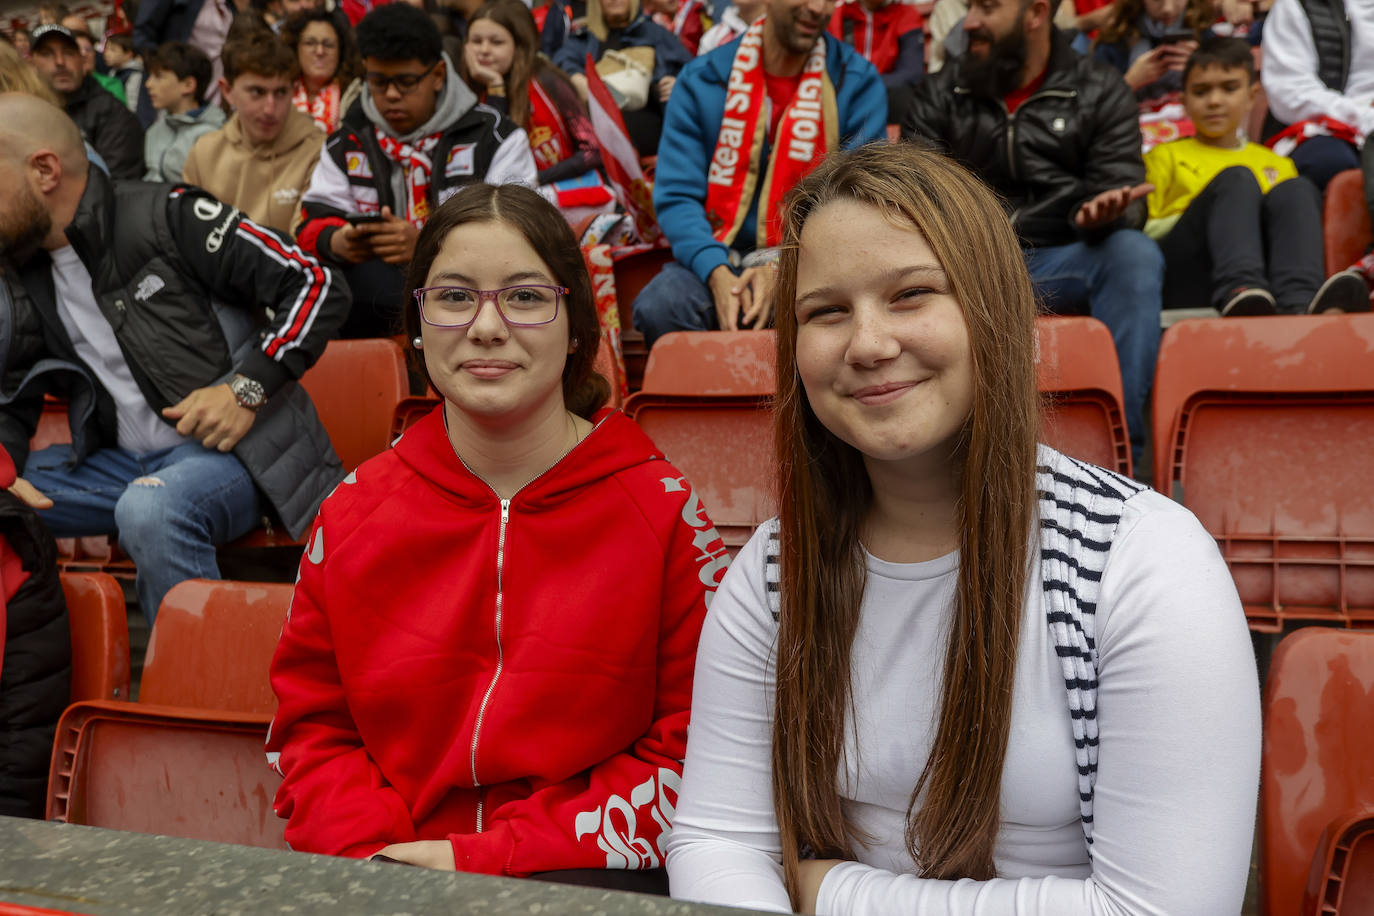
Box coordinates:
[182,30,324,233]
[143,41,225,182]
[1144,37,1369,314]
[102,32,146,117]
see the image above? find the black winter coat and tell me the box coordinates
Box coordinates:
[0,489,69,819]
[65,76,145,181]
[901,29,1147,249]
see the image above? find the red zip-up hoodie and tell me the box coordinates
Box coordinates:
[266,406,727,874]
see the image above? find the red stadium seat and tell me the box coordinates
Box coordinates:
[137,579,293,715]
[1261,628,1374,916]
[625,331,776,548]
[45,703,282,849]
[1324,169,1373,277]
[1034,317,1132,476]
[46,579,293,848]
[62,571,130,703]
[1152,315,1374,630]
[300,338,410,472]
[612,246,675,391]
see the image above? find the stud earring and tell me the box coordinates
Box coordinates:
[411,336,423,350]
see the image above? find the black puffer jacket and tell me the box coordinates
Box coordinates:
[65,76,145,181]
[0,483,70,819]
[901,28,1147,249]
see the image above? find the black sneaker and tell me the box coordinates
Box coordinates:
[1221,287,1278,317]
[1308,269,1372,314]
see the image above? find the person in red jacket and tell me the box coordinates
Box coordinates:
[828,0,925,122]
[266,182,726,891]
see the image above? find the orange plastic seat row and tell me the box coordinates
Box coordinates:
[1152,314,1374,631]
[61,571,130,704]
[1261,628,1374,916]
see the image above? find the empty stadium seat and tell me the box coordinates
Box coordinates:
[300,338,410,472]
[1034,317,1132,476]
[624,331,776,548]
[45,703,282,849]
[46,579,293,848]
[1152,315,1374,630]
[62,572,130,703]
[1324,169,1373,278]
[138,579,293,715]
[1261,628,1374,916]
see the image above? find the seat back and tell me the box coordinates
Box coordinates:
[1152,316,1374,629]
[140,580,293,714]
[593,333,623,409]
[301,338,410,471]
[62,572,130,703]
[625,332,776,547]
[1261,629,1374,916]
[50,704,284,849]
[1324,169,1373,277]
[1034,317,1131,475]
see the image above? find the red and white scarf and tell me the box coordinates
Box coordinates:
[374,130,443,227]
[705,17,837,249]
[293,79,341,134]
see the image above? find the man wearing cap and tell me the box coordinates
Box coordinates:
[30,24,145,179]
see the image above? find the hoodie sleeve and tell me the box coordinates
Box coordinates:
[445,471,723,877]
[267,509,421,859]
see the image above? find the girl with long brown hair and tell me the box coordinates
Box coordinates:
[665,143,1261,914]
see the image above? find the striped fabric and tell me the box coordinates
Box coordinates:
[762,445,1145,858]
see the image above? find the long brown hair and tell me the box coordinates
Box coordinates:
[463,0,539,127]
[402,183,610,419]
[771,143,1040,902]
[1096,0,1216,48]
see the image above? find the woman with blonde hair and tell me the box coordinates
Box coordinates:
[666,143,1261,914]
[0,41,61,104]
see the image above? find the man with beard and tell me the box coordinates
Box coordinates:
[633,0,887,344]
[29,25,144,179]
[0,93,350,624]
[901,0,1161,466]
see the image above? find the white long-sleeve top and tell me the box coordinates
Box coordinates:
[1261,0,1374,139]
[666,488,1261,915]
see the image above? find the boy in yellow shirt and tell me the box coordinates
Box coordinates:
[1145,37,1369,316]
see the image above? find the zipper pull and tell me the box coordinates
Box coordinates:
[500,498,510,525]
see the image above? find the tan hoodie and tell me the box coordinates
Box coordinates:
[182,107,325,235]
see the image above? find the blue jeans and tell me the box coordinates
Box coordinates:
[632,260,720,347]
[24,443,261,623]
[1024,229,1163,462]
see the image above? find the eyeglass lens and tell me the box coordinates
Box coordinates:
[420,286,562,327]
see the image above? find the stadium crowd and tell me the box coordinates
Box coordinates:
[0,0,1371,910]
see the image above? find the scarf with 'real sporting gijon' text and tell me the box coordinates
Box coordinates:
[704,17,837,249]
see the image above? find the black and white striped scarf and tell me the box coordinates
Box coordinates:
[763,445,1145,858]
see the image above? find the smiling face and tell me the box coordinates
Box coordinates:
[766,0,835,57]
[420,219,571,425]
[793,198,975,472]
[1183,62,1254,144]
[466,19,515,79]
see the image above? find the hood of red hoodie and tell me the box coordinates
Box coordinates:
[391,405,667,510]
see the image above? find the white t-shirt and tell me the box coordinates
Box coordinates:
[666,487,1261,915]
[1262,0,1374,138]
[50,245,191,455]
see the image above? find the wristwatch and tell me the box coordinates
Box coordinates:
[229,374,267,411]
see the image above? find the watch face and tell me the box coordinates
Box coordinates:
[233,376,266,408]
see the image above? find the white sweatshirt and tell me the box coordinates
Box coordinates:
[1261,0,1374,139]
[666,488,1261,915]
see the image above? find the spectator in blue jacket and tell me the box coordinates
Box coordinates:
[633,0,887,343]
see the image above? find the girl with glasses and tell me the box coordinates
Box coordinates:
[665,143,1261,914]
[268,183,725,892]
[282,9,362,132]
